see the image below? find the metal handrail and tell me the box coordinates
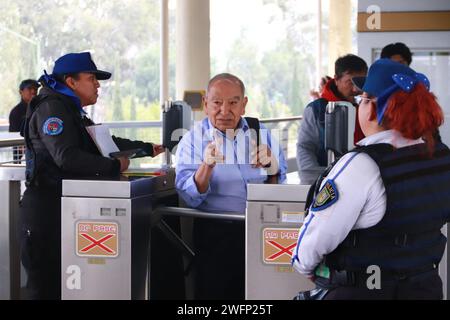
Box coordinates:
[101,120,162,129]
[260,116,302,124]
[1,116,302,165]
[154,206,245,221]
[0,138,24,148]
[1,116,303,131]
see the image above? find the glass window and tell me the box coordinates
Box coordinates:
[373,49,450,145]
[211,0,323,119]
[210,0,358,159]
[0,0,169,123]
[0,0,177,166]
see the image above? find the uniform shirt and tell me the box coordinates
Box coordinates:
[292,129,424,276]
[175,117,287,214]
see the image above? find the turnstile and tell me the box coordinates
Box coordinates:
[61,170,178,300]
[245,175,315,300]
[0,164,24,300]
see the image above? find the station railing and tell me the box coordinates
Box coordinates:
[0,116,302,170]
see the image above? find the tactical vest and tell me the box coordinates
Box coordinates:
[322,142,450,276]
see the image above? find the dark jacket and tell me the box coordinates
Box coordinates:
[23,86,154,189]
[9,100,27,132]
[296,80,364,184]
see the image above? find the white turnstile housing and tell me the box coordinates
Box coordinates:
[0,164,24,300]
[61,171,175,300]
[246,180,315,300]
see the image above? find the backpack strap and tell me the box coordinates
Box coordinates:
[245,116,260,147]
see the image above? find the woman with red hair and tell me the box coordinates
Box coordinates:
[292,59,450,300]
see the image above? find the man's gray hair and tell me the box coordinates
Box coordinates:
[206,73,246,96]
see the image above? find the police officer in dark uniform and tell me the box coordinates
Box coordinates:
[9,79,40,132]
[20,52,164,299]
[292,59,450,300]
[9,79,40,162]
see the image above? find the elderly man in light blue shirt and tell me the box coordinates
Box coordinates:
[175,73,287,300]
[176,75,287,214]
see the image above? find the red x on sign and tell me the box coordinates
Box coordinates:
[266,241,296,260]
[263,228,299,265]
[76,221,119,258]
[80,233,115,254]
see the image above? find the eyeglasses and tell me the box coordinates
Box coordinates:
[355,95,374,105]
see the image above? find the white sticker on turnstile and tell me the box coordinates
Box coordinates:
[262,228,299,265]
[281,211,304,224]
[76,221,119,258]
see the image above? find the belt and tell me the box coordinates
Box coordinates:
[343,230,442,248]
[326,264,438,287]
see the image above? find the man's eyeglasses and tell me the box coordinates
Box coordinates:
[355,95,374,105]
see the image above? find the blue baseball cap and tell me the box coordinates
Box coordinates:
[51,52,111,80]
[352,58,430,123]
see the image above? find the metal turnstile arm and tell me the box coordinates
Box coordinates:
[153,206,245,221]
[152,206,245,276]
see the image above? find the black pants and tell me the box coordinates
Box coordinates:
[19,187,61,300]
[193,219,245,300]
[324,269,443,300]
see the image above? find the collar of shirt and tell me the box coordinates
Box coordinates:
[203,117,254,165]
[204,117,249,141]
[356,129,424,149]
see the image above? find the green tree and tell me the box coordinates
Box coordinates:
[261,94,272,119]
[0,0,164,124]
[290,60,301,116]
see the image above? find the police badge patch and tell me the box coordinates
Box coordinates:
[43,117,64,136]
[310,180,339,211]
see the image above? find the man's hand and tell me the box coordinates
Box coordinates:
[152,144,165,157]
[118,157,130,172]
[193,141,224,194]
[251,141,279,175]
[203,141,224,167]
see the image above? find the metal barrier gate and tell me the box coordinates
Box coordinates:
[0,164,24,300]
[0,134,25,300]
[245,176,315,300]
[61,169,180,300]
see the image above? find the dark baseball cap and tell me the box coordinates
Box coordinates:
[19,79,41,91]
[51,52,111,80]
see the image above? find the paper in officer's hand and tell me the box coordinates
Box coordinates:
[85,124,119,157]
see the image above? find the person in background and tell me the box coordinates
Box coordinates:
[296,54,368,184]
[9,79,40,162]
[292,59,450,300]
[309,76,332,101]
[176,73,287,299]
[380,42,412,66]
[20,52,164,299]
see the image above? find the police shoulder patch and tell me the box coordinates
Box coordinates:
[43,117,64,136]
[310,179,339,212]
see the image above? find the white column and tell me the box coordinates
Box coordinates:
[160,0,169,104]
[316,0,322,86]
[328,0,352,76]
[176,0,210,120]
